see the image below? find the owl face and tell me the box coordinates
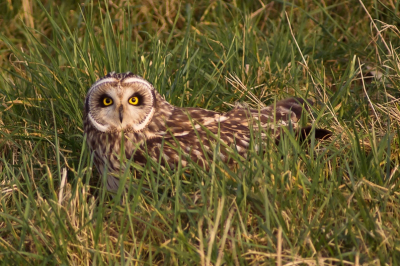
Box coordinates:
[85,72,156,133]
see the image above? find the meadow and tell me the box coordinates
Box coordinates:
[1,0,400,265]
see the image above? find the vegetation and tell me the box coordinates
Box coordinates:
[1,0,400,264]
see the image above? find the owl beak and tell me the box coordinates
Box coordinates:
[118,105,124,123]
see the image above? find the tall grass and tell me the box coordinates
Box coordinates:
[1,0,400,264]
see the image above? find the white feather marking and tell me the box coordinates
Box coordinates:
[202,117,215,125]
[145,131,163,139]
[240,140,249,147]
[173,131,190,137]
[217,116,228,122]
[193,150,202,157]
[132,107,155,132]
[88,113,109,132]
[236,145,244,152]
[122,77,152,87]
[163,153,170,161]
[88,78,117,95]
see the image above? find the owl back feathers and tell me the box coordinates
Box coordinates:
[132,97,330,170]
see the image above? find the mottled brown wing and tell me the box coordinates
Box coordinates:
[134,107,248,168]
[135,97,329,169]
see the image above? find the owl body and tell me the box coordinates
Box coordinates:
[84,72,329,192]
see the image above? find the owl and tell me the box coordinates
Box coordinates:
[84,72,330,192]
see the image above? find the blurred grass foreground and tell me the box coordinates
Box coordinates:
[1,0,400,265]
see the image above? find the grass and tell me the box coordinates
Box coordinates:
[1,0,400,265]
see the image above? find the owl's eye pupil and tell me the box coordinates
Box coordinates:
[129,96,139,105]
[103,97,113,106]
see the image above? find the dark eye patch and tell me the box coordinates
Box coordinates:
[99,94,113,107]
[129,93,144,106]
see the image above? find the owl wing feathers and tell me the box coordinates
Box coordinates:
[137,97,329,168]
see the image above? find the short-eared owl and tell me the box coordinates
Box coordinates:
[84,72,330,192]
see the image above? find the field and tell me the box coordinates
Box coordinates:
[1,0,400,265]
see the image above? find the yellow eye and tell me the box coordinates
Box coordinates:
[103,97,113,106]
[129,96,139,105]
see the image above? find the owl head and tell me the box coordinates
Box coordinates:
[85,72,156,133]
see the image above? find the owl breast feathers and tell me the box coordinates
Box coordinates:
[84,72,330,192]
